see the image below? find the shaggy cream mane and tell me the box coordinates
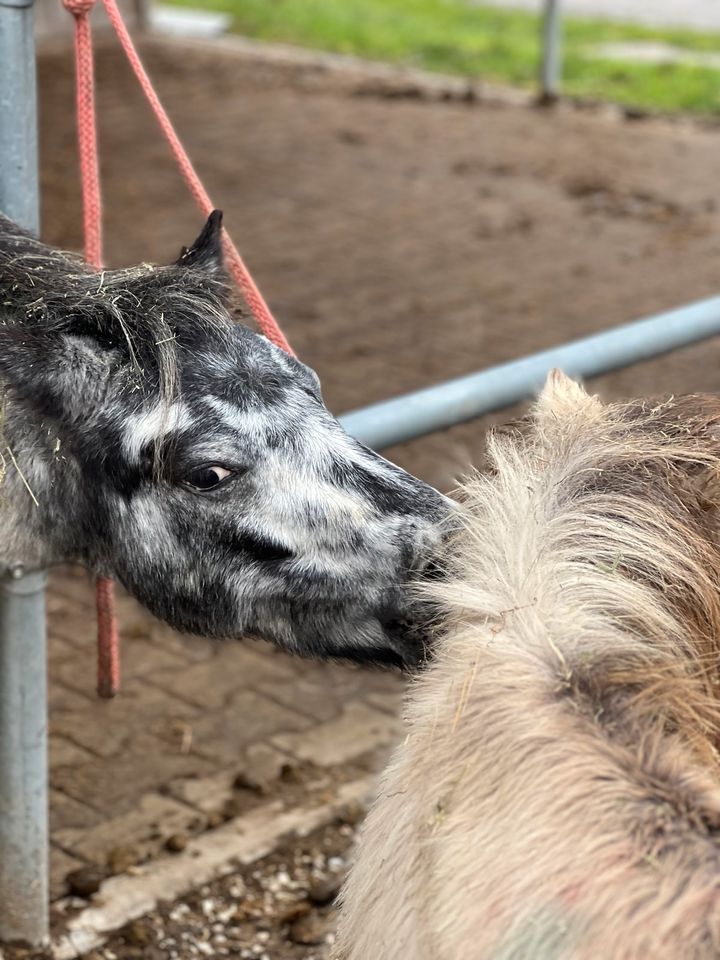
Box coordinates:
[337,371,720,960]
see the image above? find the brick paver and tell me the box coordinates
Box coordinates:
[46,568,403,900]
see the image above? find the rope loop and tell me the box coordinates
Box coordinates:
[101,0,295,355]
[62,0,97,17]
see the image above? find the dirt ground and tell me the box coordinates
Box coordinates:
[78,818,356,960]
[21,31,720,960]
[8,812,357,960]
[38,36,720,492]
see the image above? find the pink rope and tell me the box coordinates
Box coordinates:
[95,577,120,698]
[63,0,118,697]
[101,0,295,355]
[72,10,103,268]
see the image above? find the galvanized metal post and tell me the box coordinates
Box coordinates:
[539,0,562,102]
[0,571,48,946]
[0,0,49,948]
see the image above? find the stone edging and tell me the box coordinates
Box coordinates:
[47,776,373,960]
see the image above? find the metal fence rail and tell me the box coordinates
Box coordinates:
[340,295,720,450]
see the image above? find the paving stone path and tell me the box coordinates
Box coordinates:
[47,568,403,901]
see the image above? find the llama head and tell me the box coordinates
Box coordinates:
[0,212,448,668]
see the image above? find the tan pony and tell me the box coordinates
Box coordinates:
[336,371,720,960]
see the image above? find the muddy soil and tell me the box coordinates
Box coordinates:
[37,38,720,493]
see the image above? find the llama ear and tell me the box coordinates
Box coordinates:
[0,325,114,430]
[536,368,601,418]
[175,210,224,276]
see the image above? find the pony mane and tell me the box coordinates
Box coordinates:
[0,213,236,478]
[434,384,720,759]
[0,211,234,400]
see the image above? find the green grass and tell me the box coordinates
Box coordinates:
[166,0,720,115]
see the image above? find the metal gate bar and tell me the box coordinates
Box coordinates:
[0,0,49,948]
[339,295,720,450]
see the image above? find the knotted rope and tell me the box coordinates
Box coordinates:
[61,0,294,697]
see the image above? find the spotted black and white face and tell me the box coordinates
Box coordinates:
[0,212,449,668]
[107,322,447,666]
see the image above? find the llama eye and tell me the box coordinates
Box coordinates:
[183,465,234,492]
